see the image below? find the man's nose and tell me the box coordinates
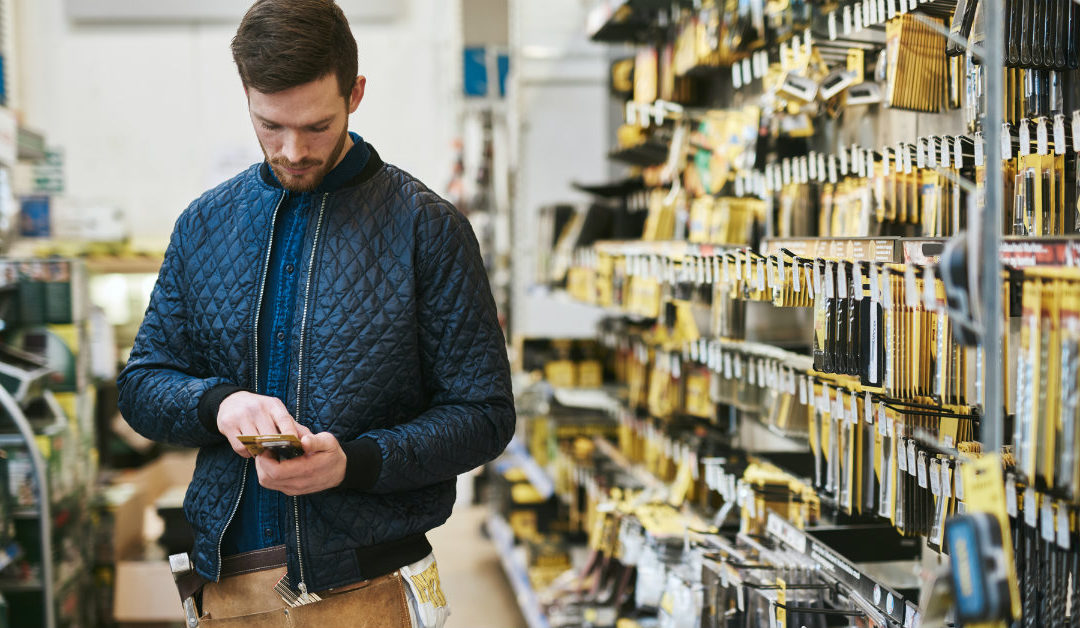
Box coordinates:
[281,131,307,165]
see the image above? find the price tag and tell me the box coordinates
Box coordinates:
[839,147,849,176]
[742,58,753,85]
[882,148,891,174]
[853,262,864,301]
[1002,123,1013,159]
[878,403,887,436]
[867,0,878,24]
[1036,118,1049,155]
[799,156,809,183]
[724,353,733,379]
[1057,501,1070,549]
[870,264,880,302]
[828,155,838,183]
[625,101,637,125]
[1005,475,1018,517]
[904,265,918,308]
[843,5,853,34]
[1054,114,1066,155]
[923,267,937,311]
[916,138,927,169]
[900,0,909,13]
[954,463,964,501]
[782,159,792,185]
[837,262,847,299]
[808,152,818,180]
[1024,487,1037,527]
[902,145,912,173]
[887,0,897,18]
[817,153,826,182]
[825,262,836,299]
[897,438,909,471]
[853,145,864,176]
[1018,119,1031,156]
[733,64,743,89]
[954,136,963,168]
[734,252,742,279]
[907,441,918,477]
[942,462,952,498]
[1073,110,1080,153]
[940,136,950,168]
[853,3,863,31]
[975,132,984,166]
[929,459,941,495]
[864,392,872,423]
[1041,499,1055,542]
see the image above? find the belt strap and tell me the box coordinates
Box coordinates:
[220,545,288,578]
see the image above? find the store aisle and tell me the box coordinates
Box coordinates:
[429,502,525,628]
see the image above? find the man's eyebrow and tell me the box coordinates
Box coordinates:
[254,114,334,128]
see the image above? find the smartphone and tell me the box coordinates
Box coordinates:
[237,434,305,460]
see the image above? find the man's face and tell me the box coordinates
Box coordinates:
[247,73,365,192]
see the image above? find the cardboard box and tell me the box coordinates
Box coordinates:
[106,452,196,625]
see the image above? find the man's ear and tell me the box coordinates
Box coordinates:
[349,76,366,114]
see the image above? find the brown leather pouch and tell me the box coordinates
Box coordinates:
[200,570,411,628]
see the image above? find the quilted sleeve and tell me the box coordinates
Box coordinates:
[354,204,515,494]
[116,216,234,448]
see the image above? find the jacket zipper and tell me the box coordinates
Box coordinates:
[215,191,286,581]
[292,192,329,597]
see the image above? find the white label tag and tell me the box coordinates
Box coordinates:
[975,133,984,166]
[808,151,818,180]
[825,262,836,299]
[1024,487,1037,527]
[954,463,964,500]
[878,404,887,436]
[916,138,927,169]
[940,137,950,168]
[1042,499,1055,542]
[853,3,863,31]
[1005,475,1018,517]
[732,64,743,89]
[897,438,908,471]
[1054,114,1066,155]
[954,136,963,168]
[942,462,952,498]
[1057,502,1070,549]
[902,145,912,173]
[1002,123,1013,159]
[742,58,753,85]
[904,265,918,308]
[817,153,826,183]
[837,262,848,299]
[907,441,917,476]
[828,155,838,183]
[882,149,891,174]
[854,263,864,301]
[839,147,849,175]
[724,353,733,379]
[843,5,853,34]
[1018,119,1031,156]
[929,459,941,496]
[1036,118,1048,155]
[888,0,897,17]
[1073,110,1080,153]
[792,261,801,292]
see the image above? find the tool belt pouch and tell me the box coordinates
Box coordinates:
[199,572,411,628]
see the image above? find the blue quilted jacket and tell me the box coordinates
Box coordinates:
[117,145,515,592]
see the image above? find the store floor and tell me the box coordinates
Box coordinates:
[428,477,524,628]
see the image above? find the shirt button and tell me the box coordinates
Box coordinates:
[276,331,286,342]
[285,264,295,274]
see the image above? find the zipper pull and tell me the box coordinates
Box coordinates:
[297,581,321,605]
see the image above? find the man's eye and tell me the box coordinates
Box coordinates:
[311,126,330,133]
[262,123,280,131]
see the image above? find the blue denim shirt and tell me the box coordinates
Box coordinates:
[222,133,370,555]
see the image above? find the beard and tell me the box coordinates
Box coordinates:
[264,126,350,193]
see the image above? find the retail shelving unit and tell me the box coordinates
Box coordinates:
[498,0,1080,625]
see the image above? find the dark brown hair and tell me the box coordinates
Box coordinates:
[231,0,358,98]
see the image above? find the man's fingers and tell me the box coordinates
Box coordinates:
[301,432,338,453]
[295,423,314,439]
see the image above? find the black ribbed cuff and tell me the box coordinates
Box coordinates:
[197,384,245,436]
[340,437,383,490]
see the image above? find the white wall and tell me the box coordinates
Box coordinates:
[15,0,462,242]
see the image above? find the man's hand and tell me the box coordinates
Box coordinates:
[254,433,347,496]
[217,391,311,458]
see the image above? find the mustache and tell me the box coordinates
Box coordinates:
[271,158,322,170]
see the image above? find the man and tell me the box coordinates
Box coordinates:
[116,1,515,625]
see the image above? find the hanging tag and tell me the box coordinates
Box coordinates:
[734,175,745,197]
[897,438,909,472]
[792,260,801,292]
[808,151,818,180]
[853,145,864,176]
[825,262,836,299]
[828,11,838,40]
[839,147,849,176]
[923,267,936,311]
[902,145,912,174]
[1024,487,1036,527]
[953,136,963,168]
[1057,502,1070,549]
[798,376,808,404]
[929,459,941,495]
[1036,118,1049,156]
[904,265,918,308]
[867,0,878,24]
[817,153,826,182]
[724,353,733,379]
[1054,114,1066,155]
[883,148,891,174]
[927,137,937,168]
[908,441,918,477]
[940,136,950,168]
[942,462,952,498]
[954,463,964,501]
[1072,110,1080,153]
[742,58,753,85]
[625,101,637,125]
[1005,475,1018,517]
[782,159,792,185]
[757,260,766,291]
[828,155,838,183]
[974,132,984,166]
[877,403,887,436]
[800,156,809,183]
[864,392,872,423]
[853,262,864,301]
[1041,499,1055,542]
[887,0,897,18]
[1002,123,1013,159]
[870,264,880,302]
[837,262,847,299]
[916,138,927,169]
[1018,119,1031,156]
[853,3,863,30]
[732,64,743,89]
[843,5,853,34]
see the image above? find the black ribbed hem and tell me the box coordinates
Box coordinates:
[340,437,383,490]
[353,533,432,582]
[197,384,245,436]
